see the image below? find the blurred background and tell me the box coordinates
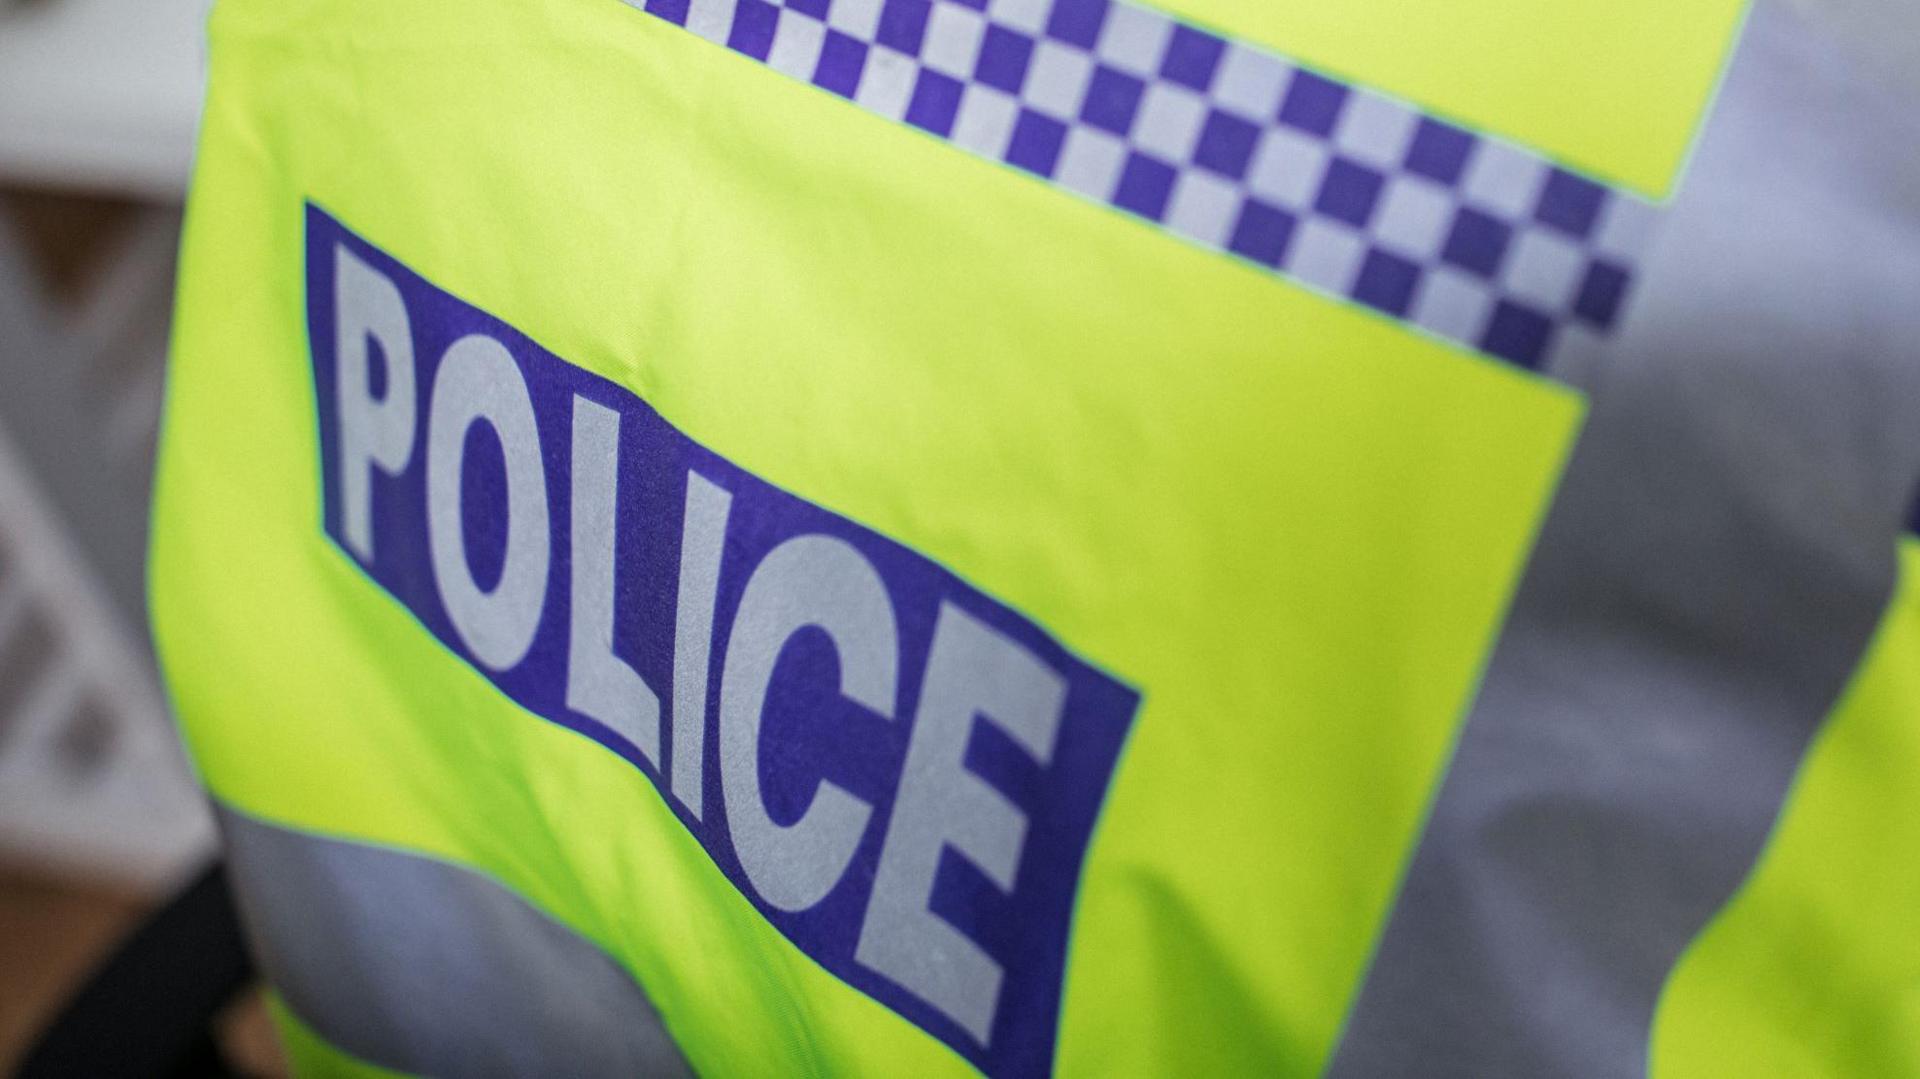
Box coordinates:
[0,0,260,1069]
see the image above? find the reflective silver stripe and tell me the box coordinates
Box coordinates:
[217,804,691,1078]
[1330,3,1920,1076]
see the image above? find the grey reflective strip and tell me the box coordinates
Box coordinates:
[217,805,692,1078]
[1330,2,1920,1076]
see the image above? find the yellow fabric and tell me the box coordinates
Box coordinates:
[1650,539,1920,1078]
[149,0,1731,1072]
[1159,0,1748,199]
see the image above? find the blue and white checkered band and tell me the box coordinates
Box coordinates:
[627,0,1661,370]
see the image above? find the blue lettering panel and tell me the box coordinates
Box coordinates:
[305,203,1138,1077]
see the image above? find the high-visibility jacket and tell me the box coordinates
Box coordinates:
[151,0,1920,1072]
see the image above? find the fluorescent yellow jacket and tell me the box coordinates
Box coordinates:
[152,0,1920,1073]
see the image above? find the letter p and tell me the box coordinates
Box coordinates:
[334,243,416,561]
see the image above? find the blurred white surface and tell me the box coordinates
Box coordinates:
[0,417,215,889]
[0,0,214,887]
[0,214,214,889]
[0,0,211,200]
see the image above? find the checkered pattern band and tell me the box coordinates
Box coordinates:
[626,0,1660,370]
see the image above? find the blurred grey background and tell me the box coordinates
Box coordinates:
[0,0,228,1066]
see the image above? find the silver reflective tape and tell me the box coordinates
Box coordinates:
[217,804,691,1078]
[620,0,1657,371]
[1330,1,1920,1075]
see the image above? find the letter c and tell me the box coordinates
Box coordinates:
[719,534,897,912]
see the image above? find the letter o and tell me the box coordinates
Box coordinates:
[426,334,551,671]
